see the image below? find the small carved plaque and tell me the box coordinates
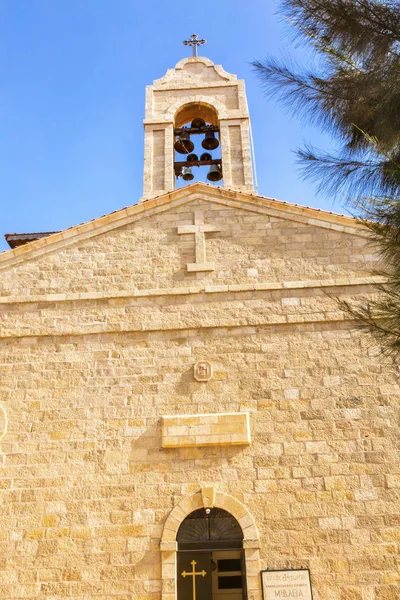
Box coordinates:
[194,361,213,382]
[261,569,313,600]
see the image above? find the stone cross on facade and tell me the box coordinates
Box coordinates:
[183,34,207,58]
[178,210,220,272]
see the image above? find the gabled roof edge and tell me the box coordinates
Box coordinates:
[0,183,367,270]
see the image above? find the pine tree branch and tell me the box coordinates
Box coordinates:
[296,144,400,199]
[280,0,400,56]
[254,0,400,356]
[336,294,400,355]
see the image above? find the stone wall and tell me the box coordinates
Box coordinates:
[0,189,398,600]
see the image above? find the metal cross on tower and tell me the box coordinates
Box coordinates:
[183,34,207,57]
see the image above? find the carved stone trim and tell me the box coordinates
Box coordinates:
[0,276,382,306]
[161,489,260,547]
[201,487,216,509]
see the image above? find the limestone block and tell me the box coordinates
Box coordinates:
[201,486,216,508]
[161,412,250,448]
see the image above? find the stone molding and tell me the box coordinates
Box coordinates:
[151,57,237,88]
[161,488,260,546]
[147,95,230,124]
[0,276,385,306]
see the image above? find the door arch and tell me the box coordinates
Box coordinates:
[177,507,246,600]
[160,488,262,600]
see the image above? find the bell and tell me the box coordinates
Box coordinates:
[181,166,194,181]
[200,152,212,162]
[202,130,219,150]
[191,118,206,129]
[207,164,223,182]
[174,131,194,154]
[186,153,199,163]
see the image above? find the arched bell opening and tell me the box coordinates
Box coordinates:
[177,508,247,600]
[175,102,219,128]
[173,102,223,187]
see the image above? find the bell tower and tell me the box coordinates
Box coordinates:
[141,35,255,201]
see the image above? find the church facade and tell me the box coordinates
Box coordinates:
[0,50,399,600]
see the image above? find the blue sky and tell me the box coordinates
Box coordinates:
[0,0,345,252]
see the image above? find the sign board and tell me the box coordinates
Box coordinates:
[261,569,313,600]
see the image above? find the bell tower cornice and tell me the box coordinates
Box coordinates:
[141,44,255,201]
[150,56,237,87]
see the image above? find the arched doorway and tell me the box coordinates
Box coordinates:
[177,507,247,600]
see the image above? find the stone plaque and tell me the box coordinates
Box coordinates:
[162,412,250,448]
[194,361,213,381]
[261,569,313,600]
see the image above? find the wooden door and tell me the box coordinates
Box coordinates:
[178,551,213,600]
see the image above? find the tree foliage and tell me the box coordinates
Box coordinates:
[253,0,400,355]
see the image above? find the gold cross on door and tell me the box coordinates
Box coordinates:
[181,559,207,600]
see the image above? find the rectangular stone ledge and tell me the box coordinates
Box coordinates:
[187,262,215,272]
[162,412,250,448]
[0,276,385,305]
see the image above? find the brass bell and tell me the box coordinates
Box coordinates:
[181,166,194,181]
[174,130,194,154]
[207,164,222,182]
[200,152,212,161]
[202,130,219,150]
[186,153,199,163]
[191,118,206,129]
